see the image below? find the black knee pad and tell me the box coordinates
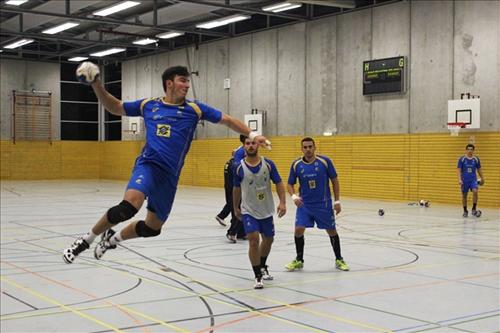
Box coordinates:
[107,200,138,225]
[135,220,161,238]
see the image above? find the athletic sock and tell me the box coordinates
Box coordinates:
[252,265,262,278]
[472,203,477,210]
[295,235,304,262]
[83,230,98,244]
[260,256,268,268]
[330,235,342,260]
[463,206,468,212]
[109,231,123,246]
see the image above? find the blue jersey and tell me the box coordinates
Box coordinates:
[233,146,245,164]
[234,158,282,187]
[457,156,481,182]
[123,98,222,176]
[288,155,337,206]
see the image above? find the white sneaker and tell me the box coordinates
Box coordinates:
[254,277,264,289]
[94,229,117,260]
[261,265,274,280]
[215,216,227,226]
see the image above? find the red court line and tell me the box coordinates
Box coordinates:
[196,271,499,333]
[1,260,151,333]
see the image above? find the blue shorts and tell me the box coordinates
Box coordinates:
[242,215,275,237]
[461,180,478,193]
[295,205,336,230]
[126,159,178,223]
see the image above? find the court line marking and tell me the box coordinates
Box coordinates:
[1,260,188,333]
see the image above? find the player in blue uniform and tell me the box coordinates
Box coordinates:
[63,65,270,263]
[457,144,484,217]
[285,137,349,272]
[233,136,286,288]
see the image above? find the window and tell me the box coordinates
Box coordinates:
[60,62,98,140]
[60,62,122,141]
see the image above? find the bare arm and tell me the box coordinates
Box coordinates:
[219,114,269,148]
[90,79,125,116]
[275,181,286,218]
[457,168,463,185]
[331,177,341,215]
[477,168,484,183]
[287,183,303,207]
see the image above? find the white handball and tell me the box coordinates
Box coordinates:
[76,61,99,84]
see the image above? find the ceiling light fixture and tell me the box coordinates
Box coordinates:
[133,38,158,45]
[5,0,29,5]
[42,22,80,35]
[196,15,251,30]
[156,31,184,39]
[262,2,302,13]
[3,38,34,49]
[68,56,89,62]
[90,48,126,57]
[93,1,140,17]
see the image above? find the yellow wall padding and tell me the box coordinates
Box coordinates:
[1,132,498,207]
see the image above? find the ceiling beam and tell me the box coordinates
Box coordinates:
[0,7,229,38]
[1,30,164,51]
[176,0,309,21]
[290,0,356,9]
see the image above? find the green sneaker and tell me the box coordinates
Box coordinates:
[285,259,304,271]
[335,259,349,271]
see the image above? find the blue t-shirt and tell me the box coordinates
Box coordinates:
[288,155,337,206]
[123,98,222,176]
[234,158,282,187]
[457,156,481,182]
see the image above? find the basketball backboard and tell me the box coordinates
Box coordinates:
[447,98,480,129]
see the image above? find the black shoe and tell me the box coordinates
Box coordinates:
[226,234,236,243]
[63,237,89,264]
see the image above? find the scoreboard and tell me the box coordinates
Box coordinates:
[363,56,407,95]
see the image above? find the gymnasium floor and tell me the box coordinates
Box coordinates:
[1,180,499,333]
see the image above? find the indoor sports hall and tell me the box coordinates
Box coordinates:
[1,1,499,332]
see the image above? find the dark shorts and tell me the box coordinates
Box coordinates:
[295,205,336,230]
[242,214,275,237]
[126,159,178,222]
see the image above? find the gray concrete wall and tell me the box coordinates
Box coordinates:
[3,1,498,142]
[0,59,60,140]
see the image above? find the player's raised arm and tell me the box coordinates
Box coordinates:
[76,62,125,116]
[219,114,271,150]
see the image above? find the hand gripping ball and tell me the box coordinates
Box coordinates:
[76,61,100,84]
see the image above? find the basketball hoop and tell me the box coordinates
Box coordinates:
[447,122,466,136]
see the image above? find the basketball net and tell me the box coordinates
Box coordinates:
[447,122,465,136]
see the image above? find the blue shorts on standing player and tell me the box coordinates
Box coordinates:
[242,215,275,237]
[295,205,336,229]
[461,180,478,193]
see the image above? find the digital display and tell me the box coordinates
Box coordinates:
[363,56,406,95]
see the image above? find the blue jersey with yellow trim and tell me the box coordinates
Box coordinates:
[457,155,481,182]
[288,155,337,206]
[123,97,222,176]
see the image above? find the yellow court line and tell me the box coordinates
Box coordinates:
[5,236,498,332]
[1,260,189,333]
[1,276,123,333]
[3,240,328,333]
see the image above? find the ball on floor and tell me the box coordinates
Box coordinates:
[378,208,385,216]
